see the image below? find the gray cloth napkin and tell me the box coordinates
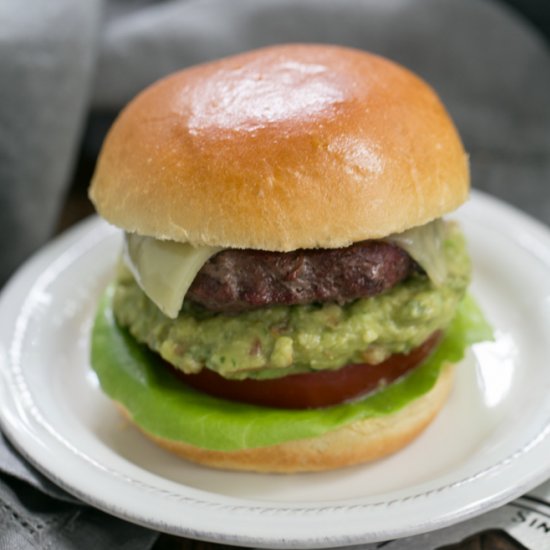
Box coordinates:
[0,472,157,550]
[0,438,157,550]
[0,0,549,548]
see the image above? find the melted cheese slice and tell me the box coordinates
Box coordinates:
[387,219,447,286]
[123,234,222,319]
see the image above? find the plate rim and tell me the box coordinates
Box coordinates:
[1,190,550,548]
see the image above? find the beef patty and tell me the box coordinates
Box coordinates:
[187,241,417,313]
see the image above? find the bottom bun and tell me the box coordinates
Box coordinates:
[119,364,454,473]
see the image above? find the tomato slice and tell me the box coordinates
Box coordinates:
[169,332,442,409]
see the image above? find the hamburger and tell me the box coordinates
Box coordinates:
[89,44,491,473]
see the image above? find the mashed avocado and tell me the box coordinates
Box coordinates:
[113,225,470,380]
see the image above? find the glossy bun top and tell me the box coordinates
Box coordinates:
[89,44,469,250]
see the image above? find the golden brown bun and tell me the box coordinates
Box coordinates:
[89,44,468,251]
[119,365,454,473]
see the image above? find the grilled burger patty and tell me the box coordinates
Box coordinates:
[187,241,417,313]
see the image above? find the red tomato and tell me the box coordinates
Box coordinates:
[169,332,441,409]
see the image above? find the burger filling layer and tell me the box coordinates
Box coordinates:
[91,292,491,451]
[113,223,470,381]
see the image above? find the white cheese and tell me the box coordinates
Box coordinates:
[123,234,222,319]
[387,219,447,286]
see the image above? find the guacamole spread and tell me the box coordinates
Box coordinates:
[113,226,470,380]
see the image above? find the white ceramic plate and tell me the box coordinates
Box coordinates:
[1,190,550,548]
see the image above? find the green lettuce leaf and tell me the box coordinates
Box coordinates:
[91,289,492,451]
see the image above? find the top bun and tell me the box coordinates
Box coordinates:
[89,44,468,251]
